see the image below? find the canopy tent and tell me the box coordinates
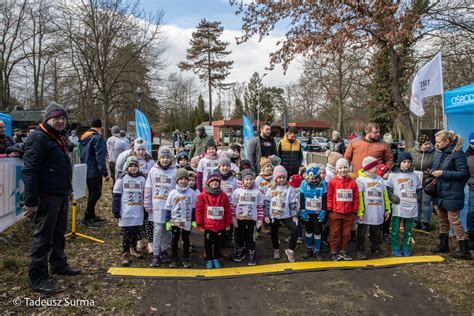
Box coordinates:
[444,82,474,231]
[444,83,474,150]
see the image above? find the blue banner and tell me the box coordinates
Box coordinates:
[0,113,12,137]
[135,108,152,152]
[242,115,254,159]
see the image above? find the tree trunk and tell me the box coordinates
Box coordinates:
[388,47,415,147]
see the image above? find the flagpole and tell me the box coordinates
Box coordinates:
[439,53,447,129]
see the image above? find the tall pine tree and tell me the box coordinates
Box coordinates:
[243,72,264,119]
[232,96,244,119]
[179,19,233,124]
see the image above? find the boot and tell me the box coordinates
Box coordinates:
[450,240,472,260]
[121,253,131,267]
[431,233,449,253]
[303,248,313,259]
[468,233,474,251]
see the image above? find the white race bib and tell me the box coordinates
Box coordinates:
[336,189,353,202]
[207,206,224,220]
[305,197,322,211]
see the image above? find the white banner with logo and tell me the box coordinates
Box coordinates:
[0,158,24,232]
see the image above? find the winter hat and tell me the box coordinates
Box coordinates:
[190,156,200,166]
[327,151,343,167]
[176,168,189,182]
[377,164,390,177]
[158,146,174,159]
[218,157,231,167]
[91,118,102,128]
[289,174,303,188]
[269,155,281,166]
[176,151,189,162]
[241,169,255,181]
[418,134,430,145]
[469,132,474,145]
[206,171,221,185]
[111,126,121,135]
[397,151,412,164]
[335,158,349,170]
[134,138,147,151]
[260,157,272,170]
[239,159,252,171]
[206,142,217,151]
[306,165,320,179]
[273,165,288,180]
[125,156,139,170]
[219,150,232,160]
[188,170,196,179]
[44,102,68,121]
[362,156,378,171]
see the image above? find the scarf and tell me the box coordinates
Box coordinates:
[219,170,235,181]
[176,184,189,193]
[157,161,171,170]
[206,184,222,195]
[39,122,68,154]
[260,167,273,179]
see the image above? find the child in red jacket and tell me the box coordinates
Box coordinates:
[195,172,232,269]
[327,158,359,261]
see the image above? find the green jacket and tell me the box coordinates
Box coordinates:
[189,134,214,158]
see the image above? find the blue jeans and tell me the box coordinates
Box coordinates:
[417,191,432,225]
[467,190,474,234]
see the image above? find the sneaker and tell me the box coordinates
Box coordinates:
[273,249,281,260]
[130,247,144,259]
[392,249,402,257]
[182,259,192,268]
[297,237,303,245]
[160,251,171,263]
[169,260,179,268]
[81,219,99,228]
[213,259,222,269]
[403,248,411,257]
[233,248,245,262]
[339,250,352,261]
[149,255,161,267]
[356,250,367,260]
[248,250,257,266]
[303,248,313,259]
[285,249,296,263]
[331,252,342,261]
[314,251,322,261]
[121,253,131,267]
[206,260,214,269]
[93,216,107,224]
[383,234,391,244]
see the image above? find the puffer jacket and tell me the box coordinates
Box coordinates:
[344,138,393,173]
[327,175,359,214]
[80,129,108,178]
[195,189,231,232]
[277,135,303,176]
[432,136,468,211]
[328,138,345,155]
[408,143,434,181]
[22,123,72,207]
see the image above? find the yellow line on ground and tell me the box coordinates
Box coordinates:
[107,255,444,278]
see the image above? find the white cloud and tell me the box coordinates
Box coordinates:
[161,24,302,89]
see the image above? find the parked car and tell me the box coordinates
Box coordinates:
[314,137,329,151]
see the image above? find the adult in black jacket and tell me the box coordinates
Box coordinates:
[431,130,471,260]
[328,130,345,154]
[22,102,81,295]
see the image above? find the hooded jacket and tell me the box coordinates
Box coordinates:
[432,136,469,211]
[80,129,108,178]
[327,175,359,214]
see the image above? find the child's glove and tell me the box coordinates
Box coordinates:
[256,220,263,229]
[165,222,172,231]
[318,210,327,222]
[192,221,197,228]
[301,209,309,221]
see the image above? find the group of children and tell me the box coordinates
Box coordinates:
[111,140,422,269]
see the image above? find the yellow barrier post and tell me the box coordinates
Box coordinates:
[65,201,104,244]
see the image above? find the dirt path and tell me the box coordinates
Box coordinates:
[135,267,456,315]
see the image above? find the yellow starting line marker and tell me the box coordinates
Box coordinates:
[107,255,444,279]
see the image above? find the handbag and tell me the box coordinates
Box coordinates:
[423,174,437,197]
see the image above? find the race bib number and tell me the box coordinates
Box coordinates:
[271,197,286,218]
[124,179,143,206]
[336,189,353,202]
[305,197,322,211]
[221,182,234,196]
[207,206,224,220]
[153,175,172,200]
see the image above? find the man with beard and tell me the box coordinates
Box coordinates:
[22,102,81,294]
[344,122,394,173]
[189,125,214,158]
[248,123,277,174]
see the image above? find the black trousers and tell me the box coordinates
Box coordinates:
[109,161,116,187]
[122,226,141,253]
[171,226,191,260]
[305,213,323,235]
[382,213,391,236]
[85,176,102,221]
[204,230,224,260]
[29,195,69,288]
[237,220,256,251]
[270,218,297,250]
[357,223,382,251]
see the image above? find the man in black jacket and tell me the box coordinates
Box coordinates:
[22,102,81,295]
[247,123,277,174]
